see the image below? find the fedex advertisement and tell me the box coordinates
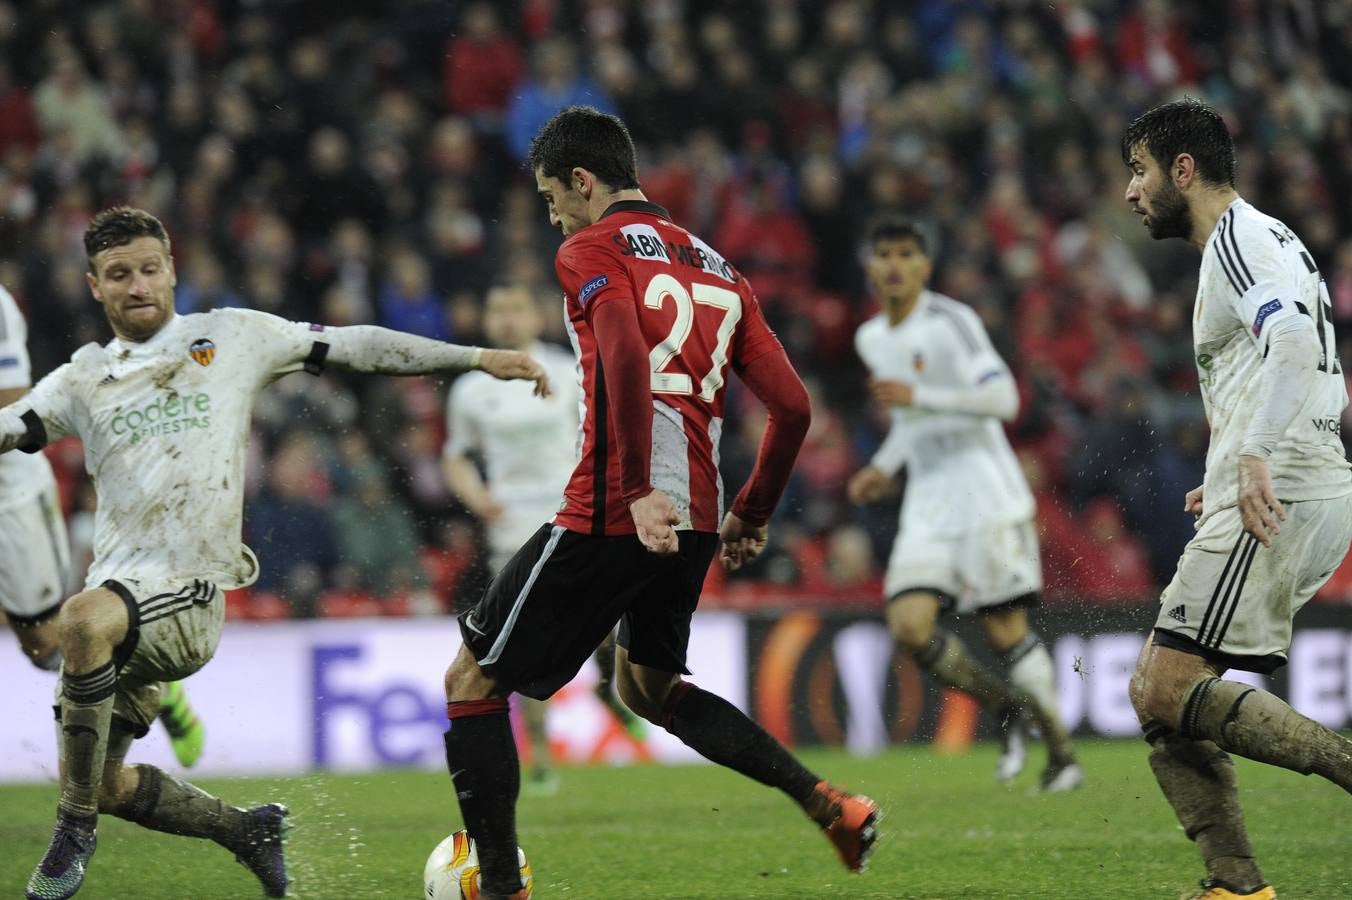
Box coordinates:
[0,615,745,783]
[3,606,1352,782]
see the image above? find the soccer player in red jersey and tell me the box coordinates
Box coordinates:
[441,106,880,898]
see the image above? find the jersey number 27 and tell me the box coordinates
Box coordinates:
[644,274,742,401]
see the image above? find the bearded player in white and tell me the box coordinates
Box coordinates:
[2,207,549,900]
[0,285,209,770]
[443,284,641,794]
[847,218,1081,792]
[1124,99,1352,900]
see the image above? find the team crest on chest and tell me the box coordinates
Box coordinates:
[189,338,216,367]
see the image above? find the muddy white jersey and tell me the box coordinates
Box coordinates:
[9,308,328,589]
[855,291,1033,538]
[1193,198,1350,521]
[0,285,58,513]
[444,341,580,518]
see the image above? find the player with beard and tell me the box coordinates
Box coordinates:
[1123,98,1352,900]
[4,207,549,900]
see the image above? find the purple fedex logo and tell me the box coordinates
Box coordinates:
[311,644,445,767]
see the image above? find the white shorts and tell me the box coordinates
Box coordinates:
[884,518,1042,615]
[0,483,70,623]
[1155,495,1352,673]
[95,575,226,734]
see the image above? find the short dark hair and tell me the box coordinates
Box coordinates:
[1120,97,1236,187]
[526,105,639,190]
[866,218,928,255]
[84,207,171,272]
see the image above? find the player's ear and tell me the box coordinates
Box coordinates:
[168,254,177,288]
[86,270,103,303]
[572,167,591,198]
[1173,153,1195,189]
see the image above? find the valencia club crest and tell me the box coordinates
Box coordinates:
[189,338,216,367]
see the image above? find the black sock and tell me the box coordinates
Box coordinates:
[444,700,522,895]
[662,682,820,804]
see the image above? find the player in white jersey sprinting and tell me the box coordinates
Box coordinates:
[847,218,1081,792]
[444,284,644,794]
[0,285,208,768]
[1123,99,1352,900]
[0,207,550,900]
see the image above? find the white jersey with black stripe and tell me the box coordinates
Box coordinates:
[855,290,1034,537]
[0,284,58,513]
[1193,198,1351,521]
[8,308,329,589]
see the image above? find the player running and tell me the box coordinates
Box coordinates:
[847,219,1082,791]
[440,106,880,899]
[3,207,549,900]
[1123,98,1352,900]
[0,284,207,769]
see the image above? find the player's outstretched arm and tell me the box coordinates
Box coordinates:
[322,325,551,396]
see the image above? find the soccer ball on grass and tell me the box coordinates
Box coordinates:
[424,830,533,899]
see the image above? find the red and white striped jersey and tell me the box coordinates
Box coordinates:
[553,201,782,535]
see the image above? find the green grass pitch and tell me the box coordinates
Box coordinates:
[1,740,1347,899]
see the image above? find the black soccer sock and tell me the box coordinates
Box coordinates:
[111,764,253,850]
[660,682,821,806]
[1181,677,1352,792]
[444,699,523,895]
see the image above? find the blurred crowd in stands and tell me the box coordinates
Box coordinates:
[3,0,1352,618]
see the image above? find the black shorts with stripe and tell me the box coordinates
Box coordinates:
[457,524,719,700]
[1153,497,1352,673]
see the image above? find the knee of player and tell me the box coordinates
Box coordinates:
[56,593,107,648]
[614,669,665,724]
[1129,662,1179,728]
[97,762,139,814]
[891,618,934,654]
[443,648,495,702]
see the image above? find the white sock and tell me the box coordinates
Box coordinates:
[1007,634,1061,726]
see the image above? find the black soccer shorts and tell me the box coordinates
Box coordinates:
[457,524,719,700]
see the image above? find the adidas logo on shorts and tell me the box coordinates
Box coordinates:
[1167,604,1187,624]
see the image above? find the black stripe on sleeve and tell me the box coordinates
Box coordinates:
[1299,250,1318,274]
[1224,212,1255,288]
[591,358,608,535]
[302,340,330,376]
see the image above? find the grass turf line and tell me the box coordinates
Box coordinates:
[0,740,1347,899]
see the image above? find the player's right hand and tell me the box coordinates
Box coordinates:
[479,349,552,398]
[1183,484,1204,519]
[718,512,767,572]
[630,489,680,555]
[847,466,893,505]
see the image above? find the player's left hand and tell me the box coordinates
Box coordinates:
[479,349,552,397]
[718,511,767,572]
[1237,454,1286,547]
[630,489,680,555]
[870,378,914,407]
